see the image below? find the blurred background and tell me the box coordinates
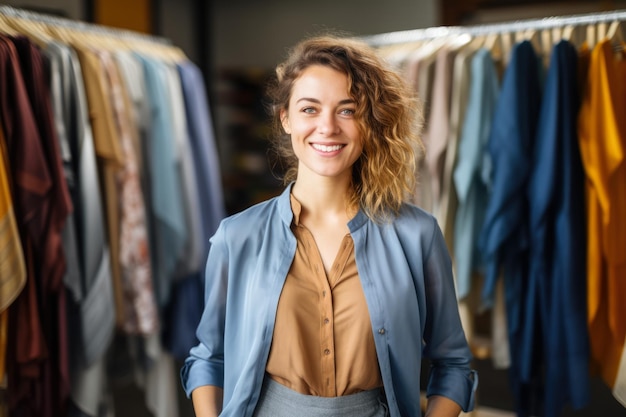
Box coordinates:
[1,0,626,416]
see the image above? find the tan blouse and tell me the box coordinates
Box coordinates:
[265,195,383,397]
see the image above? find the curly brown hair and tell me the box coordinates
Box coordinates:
[266,35,424,222]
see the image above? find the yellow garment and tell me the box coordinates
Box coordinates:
[578,38,626,391]
[0,121,26,313]
[0,117,26,385]
[0,310,6,384]
[73,44,127,329]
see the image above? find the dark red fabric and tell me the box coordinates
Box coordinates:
[0,34,72,417]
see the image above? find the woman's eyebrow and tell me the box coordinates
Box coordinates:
[295,97,356,105]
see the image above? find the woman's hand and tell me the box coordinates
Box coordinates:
[424,395,462,417]
[191,385,224,417]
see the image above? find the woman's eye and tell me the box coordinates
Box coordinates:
[340,108,355,116]
[302,107,316,114]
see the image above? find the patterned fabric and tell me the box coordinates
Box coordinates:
[98,50,158,336]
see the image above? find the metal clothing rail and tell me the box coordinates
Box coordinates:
[0,4,172,46]
[362,9,626,46]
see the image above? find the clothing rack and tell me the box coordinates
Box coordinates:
[0,4,172,46]
[362,9,626,46]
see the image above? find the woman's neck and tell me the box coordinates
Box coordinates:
[291,175,355,221]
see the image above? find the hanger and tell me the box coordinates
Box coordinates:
[499,31,514,66]
[482,32,504,63]
[607,20,623,40]
[540,28,553,68]
[586,23,598,49]
[3,16,53,47]
[597,21,608,40]
[551,27,562,44]
[446,32,472,51]
[562,24,583,48]
[0,13,21,36]
[529,29,543,54]
[606,20,624,53]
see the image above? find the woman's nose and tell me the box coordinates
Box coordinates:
[318,114,339,136]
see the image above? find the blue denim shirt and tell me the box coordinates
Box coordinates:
[181,185,477,416]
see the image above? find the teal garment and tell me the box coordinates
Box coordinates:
[135,54,188,310]
[181,184,477,417]
[452,48,499,300]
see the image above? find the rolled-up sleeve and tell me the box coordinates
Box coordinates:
[180,223,229,397]
[422,218,478,411]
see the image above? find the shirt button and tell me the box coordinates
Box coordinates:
[324,349,331,355]
[324,318,330,324]
[322,291,326,297]
[378,328,386,335]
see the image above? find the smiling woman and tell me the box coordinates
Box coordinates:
[280,65,363,191]
[181,35,477,417]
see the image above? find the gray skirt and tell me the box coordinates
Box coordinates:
[253,377,389,417]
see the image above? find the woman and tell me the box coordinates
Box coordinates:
[181,35,477,417]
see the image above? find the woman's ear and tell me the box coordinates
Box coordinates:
[280,109,291,134]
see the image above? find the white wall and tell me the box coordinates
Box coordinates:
[210,0,438,70]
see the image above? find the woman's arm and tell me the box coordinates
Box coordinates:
[422,218,477,411]
[191,385,224,417]
[425,395,462,417]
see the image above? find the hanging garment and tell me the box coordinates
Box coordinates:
[113,50,151,192]
[164,61,228,360]
[164,62,205,278]
[578,38,626,407]
[0,33,70,417]
[0,119,26,382]
[424,45,457,217]
[452,48,508,372]
[11,34,75,417]
[177,61,226,245]
[439,38,480,368]
[403,44,437,210]
[73,43,129,328]
[0,120,26,313]
[453,47,499,301]
[44,41,115,417]
[478,40,543,417]
[98,49,158,336]
[438,40,476,254]
[45,40,113,357]
[135,53,188,312]
[527,39,590,416]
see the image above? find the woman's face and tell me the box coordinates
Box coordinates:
[281,64,363,183]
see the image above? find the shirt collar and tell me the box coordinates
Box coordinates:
[277,182,368,232]
[290,193,303,226]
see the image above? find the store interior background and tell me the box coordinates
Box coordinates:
[2,0,626,415]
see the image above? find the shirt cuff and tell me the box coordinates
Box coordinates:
[426,368,478,411]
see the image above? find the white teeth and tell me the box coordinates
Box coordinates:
[312,143,343,152]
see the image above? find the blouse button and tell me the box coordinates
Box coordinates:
[324,349,331,355]
[324,318,330,324]
[378,328,386,335]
